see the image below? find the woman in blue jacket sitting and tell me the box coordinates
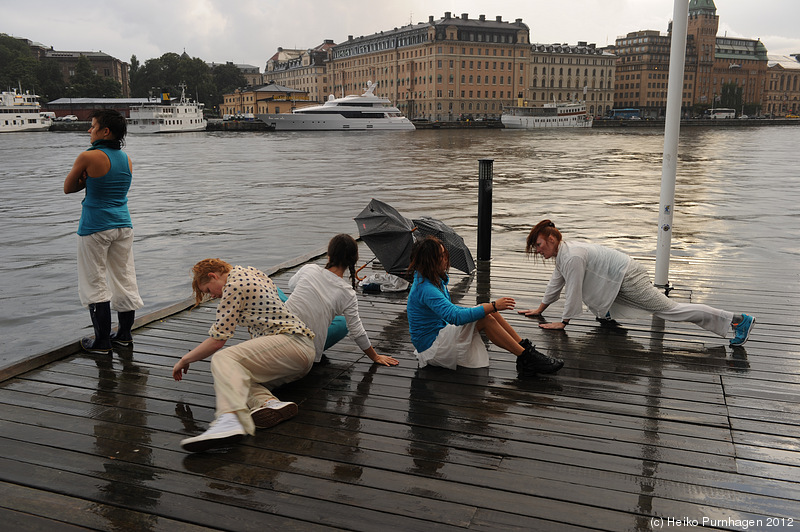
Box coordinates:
[406,236,563,377]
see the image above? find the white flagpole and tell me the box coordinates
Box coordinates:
[654,0,690,289]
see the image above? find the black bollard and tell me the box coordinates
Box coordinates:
[477,159,493,262]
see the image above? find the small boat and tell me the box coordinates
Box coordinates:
[128,84,207,133]
[0,89,52,133]
[257,81,415,131]
[501,100,593,129]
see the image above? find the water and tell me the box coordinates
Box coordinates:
[1,125,799,363]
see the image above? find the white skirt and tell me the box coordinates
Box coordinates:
[414,322,489,370]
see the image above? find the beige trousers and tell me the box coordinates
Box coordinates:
[77,228,143,311]
[210,333,314,435]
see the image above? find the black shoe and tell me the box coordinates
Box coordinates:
[519,338,533,350]
[516,345,564,377]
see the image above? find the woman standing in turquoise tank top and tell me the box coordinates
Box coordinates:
[64,110,143,354]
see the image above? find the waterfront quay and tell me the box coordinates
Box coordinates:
[1,241,797,531]
[47,117,800,132]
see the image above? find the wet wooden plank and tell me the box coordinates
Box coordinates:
[0,481,217,532]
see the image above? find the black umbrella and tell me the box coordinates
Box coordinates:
[412,216,476,274]
[354,199,415,277]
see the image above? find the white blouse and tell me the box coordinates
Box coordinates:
[286,264,371,362]
[541,241,631,319]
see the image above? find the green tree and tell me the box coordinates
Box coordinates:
[0,35,39,93]
[129,54,140,78]
[35,58,66,101]
[131,52,185,98]
[68,54,122,97]
[211,62,246,98]
[129,51,245,110]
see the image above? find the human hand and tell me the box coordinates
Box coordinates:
[518,309,542,317]
[372,354,399,366]
[539,321,566,330]
[493,297,516,311]
[172,359,190,381]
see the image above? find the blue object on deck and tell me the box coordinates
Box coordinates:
[324,315,349,350]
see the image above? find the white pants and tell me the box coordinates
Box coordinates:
[652,303,734,339]
[614,260,734,338]
[210,333,314,435]
[77,228,143,311]
[415,322,489,370]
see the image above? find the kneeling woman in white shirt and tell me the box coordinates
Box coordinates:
[286,234,398,367]
[519,219,755,346]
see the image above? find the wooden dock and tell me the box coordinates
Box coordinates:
[1,244,798,531]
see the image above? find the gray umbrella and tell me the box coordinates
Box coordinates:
[354,199,415,277]
[412,216,476,274]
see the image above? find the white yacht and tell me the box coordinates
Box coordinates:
[501,100,593,129]
[128,84,207,133]
[257,82,415,131]
[0,90,52,132]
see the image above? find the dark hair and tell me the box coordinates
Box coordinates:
[325,234,359,289]
[89,109,127,148]
[525,219,563,259]
[408,236,449,287]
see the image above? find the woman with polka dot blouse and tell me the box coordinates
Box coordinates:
[173,258,315,453]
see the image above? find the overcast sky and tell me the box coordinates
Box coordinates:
[5,0,799,70]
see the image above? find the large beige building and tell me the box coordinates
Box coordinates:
[526,42,616,117]
[265,41,336,104]
[327,12,531,121]
[764,55,800,117]
[256,13,614,121]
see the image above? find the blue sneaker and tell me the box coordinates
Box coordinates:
[730,314,755,346]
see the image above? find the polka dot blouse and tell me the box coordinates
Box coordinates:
[208,265,314,342]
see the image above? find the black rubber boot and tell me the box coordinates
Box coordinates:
[81,301,112,354]
[110,310,135,346]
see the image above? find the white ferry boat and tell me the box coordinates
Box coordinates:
[128,85,207,133]
[501,100,593,129]
[257,82,415,131]
[0,90,52,133]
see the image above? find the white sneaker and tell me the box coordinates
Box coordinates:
[251,400,298,429]
[180,413,246,453]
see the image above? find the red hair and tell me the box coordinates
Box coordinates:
[525,219,562,259]
[191,258,232,306]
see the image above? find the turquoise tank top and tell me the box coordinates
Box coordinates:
[77,143,133,236]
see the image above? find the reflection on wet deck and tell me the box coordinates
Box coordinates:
[1,246,798,531]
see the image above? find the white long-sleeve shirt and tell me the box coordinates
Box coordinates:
[541,241,632,320]
[285,264,371,362]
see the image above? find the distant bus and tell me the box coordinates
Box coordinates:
[709,108,735,119]
[608,108,641,120]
